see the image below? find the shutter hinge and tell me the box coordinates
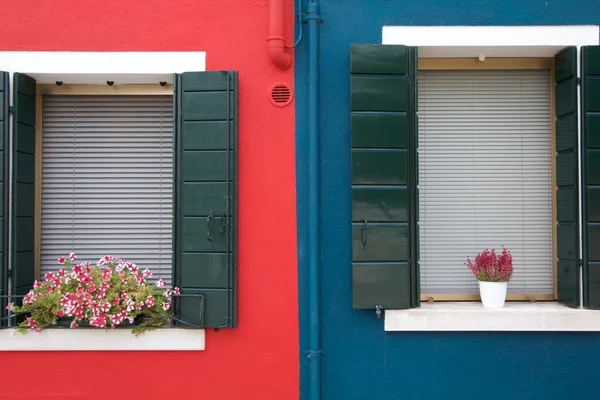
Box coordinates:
[8,106,13,114]
[7,269,11,279]
[576,77,582,85]
[579,259,584,267]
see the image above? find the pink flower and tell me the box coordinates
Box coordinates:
[112,298,120,306]
[56,310,64,318]
[44,272,54,282]
[135,273,146,286]
[57,269,66,278]
[466,246,513,283]
[73,264,82,274]
[115,261,126,272]
[64,277,71,285]
[96,258,106,267]
[162,301,171,311]
[70,321,78,329]
[156,279,166,288]
[57,257,65,265]
[102,267,112,281]
[34,328,43,333]
[143,269,153,278]
[145,296,155,307]
[174,287,181,296]
[33,281,42,289]
[26,317,36,329]
[69,252,77,261]
[128,263,139,274]
[5,302,14,311]
[23,290,34,304]
[163,289,172,297]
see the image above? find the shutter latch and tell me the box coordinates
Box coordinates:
[375,305,383,319]
[361,220,368,250]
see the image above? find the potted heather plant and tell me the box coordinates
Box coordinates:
[5,252,180,335]
[465,246,513,309]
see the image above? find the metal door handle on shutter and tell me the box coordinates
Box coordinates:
[361,220,368,250]
[207,213,215,241]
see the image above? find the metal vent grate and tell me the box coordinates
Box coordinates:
[270,84,293,107]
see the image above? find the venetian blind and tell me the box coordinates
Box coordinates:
[41,95,173,284]
[418,70,553,295]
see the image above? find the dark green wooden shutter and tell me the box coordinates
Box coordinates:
[174,71,238,328]
[0,72,8,325]
[350,44,419,310]
[582,45,600,308]
[12,73,36,305]
[555,47,580,307]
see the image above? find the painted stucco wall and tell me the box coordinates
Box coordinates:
[294,1,600,399]
[0,1,298,399]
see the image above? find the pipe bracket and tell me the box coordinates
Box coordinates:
[306,350,324,359]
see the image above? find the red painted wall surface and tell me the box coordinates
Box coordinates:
[0,1,298,399]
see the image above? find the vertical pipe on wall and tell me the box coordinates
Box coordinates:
[306,0,322,399]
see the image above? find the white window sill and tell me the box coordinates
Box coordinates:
[385,302,600,331]
[0,328,205,351]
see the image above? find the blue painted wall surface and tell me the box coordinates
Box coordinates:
[294,1,600,399]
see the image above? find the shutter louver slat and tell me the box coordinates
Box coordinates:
[418,70,554,295]
[41,95,173,284]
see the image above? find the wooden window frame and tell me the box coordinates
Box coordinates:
[34,84,174,280]
[417,58,557,302]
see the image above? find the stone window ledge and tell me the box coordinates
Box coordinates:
[0,328,205,351]
[385,302,600,331]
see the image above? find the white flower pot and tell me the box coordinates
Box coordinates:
[478,281,508,309]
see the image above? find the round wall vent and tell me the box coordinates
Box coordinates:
[270,84,293,107]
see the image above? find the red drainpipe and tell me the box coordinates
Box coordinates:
[268,0,293,70]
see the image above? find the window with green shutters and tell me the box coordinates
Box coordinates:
[350,44,419,310]
[1,70,238,330]
[349,43,600,311]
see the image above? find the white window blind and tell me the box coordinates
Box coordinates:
[418,70,553,295]
[41,95,173,284]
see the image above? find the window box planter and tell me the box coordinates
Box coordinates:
[6,253,180,336]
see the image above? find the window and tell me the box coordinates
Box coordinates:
[39,94,174,284]
[418,68,554,300]
[349,42,600,312]
[0,68,239,333]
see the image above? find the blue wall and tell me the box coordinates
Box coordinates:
[295,1,600,399]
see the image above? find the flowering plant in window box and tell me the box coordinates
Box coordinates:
[6,253,180,336]
[465,246,513,308]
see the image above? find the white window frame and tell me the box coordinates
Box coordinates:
[382,25,600,331]
[0,51,207,350]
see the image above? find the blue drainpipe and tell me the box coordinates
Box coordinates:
[305,0,322,399]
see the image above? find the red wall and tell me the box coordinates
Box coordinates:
[0,1,298,399]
